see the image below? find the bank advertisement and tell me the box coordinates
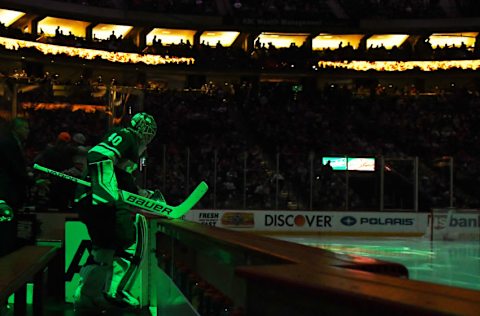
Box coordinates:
[427,209,480,240]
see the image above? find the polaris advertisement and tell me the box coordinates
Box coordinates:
[185,210,428,235]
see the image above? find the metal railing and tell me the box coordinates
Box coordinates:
[146,147,456,211]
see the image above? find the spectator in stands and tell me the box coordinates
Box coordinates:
[62,148,88,210]
[319,160,333,185]
[35,132,77,171]
[73,132,87,147]
[34,132,79,210]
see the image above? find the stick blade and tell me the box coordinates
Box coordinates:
[169,181,209,219]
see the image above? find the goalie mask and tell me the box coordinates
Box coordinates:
[130,112,157,145]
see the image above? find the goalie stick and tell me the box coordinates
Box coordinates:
[33,164,208,219]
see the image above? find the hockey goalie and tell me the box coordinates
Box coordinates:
[73,112,157,313]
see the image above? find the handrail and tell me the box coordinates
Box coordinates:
[0,245,58,316]
[0,245,58,302]
[159,219,408,275]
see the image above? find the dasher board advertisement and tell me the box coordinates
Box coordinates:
[185,210,428,235]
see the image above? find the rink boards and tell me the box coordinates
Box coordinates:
[183,209,480,238]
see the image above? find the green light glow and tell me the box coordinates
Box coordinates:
[7,283,33,305]
[65,221,91,303]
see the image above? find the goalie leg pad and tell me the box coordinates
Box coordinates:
[74,248,115,304]
[114,214,148,303]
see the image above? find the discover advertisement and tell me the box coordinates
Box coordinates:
[184,210,428,235]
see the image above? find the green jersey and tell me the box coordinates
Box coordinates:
[76,127,141,204]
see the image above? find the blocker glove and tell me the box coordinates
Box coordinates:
[150,189,166,203]
[139,189,166,203]
[0,200,13,222]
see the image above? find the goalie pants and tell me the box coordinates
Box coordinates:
[74,199,137,305]
[77,198,135,250]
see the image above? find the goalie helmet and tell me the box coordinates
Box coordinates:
[130,112,157,144]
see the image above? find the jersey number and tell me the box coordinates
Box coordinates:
[108,133,123,146]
